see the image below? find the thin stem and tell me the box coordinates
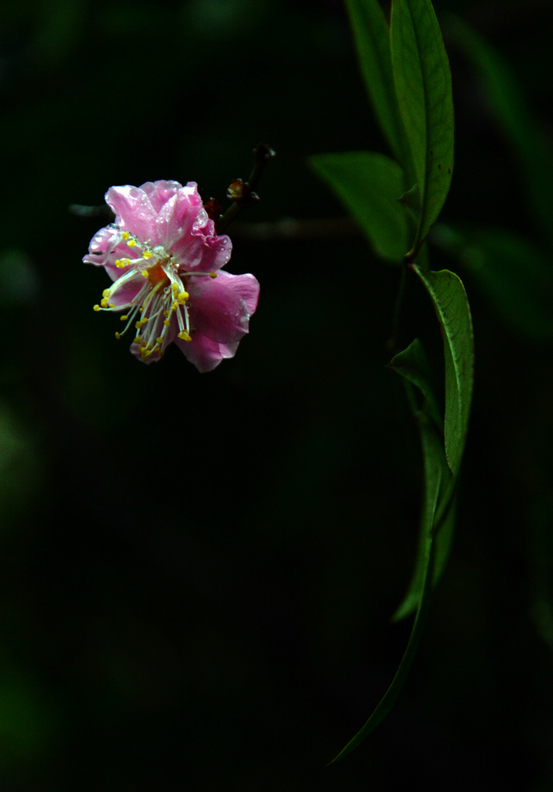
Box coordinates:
[216,143,275,234]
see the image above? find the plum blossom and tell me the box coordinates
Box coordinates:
[83,180,259,372]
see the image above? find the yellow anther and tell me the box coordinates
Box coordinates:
[127,239,136,247]
[120,315,128,321]
[171,302,178,312]
[93,304,101,311]
[163,310,169,318]
[209,272,217,279]
[142,270,149,277]
[171,283,179,292]
[115,332,121,340]
[163,320,170,327]
[135,335,143,343]
[122,231,130,239]
[108,303,115,308]
[156,337,164,345]
[114,259,121,266]
[177,291,189,304]
[102,289,110,298]
[178,331,191,342]
[143,250,152,259]
[101,298,109,308]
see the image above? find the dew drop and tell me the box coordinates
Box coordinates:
[192,208,208,231]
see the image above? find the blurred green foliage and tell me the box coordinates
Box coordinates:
[1,0,553,789]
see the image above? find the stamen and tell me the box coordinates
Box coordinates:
[94,234,200,358]
[118,308,140,337]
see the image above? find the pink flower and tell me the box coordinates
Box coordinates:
[83,180,259,372]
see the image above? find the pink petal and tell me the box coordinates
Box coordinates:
[139,180,183,213]
[216,271,260,315]
[83,226,120,267]
[130,342,161,365]
[154,182,232,273]
[173,232,232,273]
[107,272,145,308]
[105,185,158,243]
[187,271,256,344]
[175,332,240,372]
[156,187,197,252]
[129,314,178,365]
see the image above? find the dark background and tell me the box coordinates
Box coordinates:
[2,0,553,789]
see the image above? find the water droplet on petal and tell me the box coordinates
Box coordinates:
[193,208,208,231]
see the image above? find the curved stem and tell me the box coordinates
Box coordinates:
[216,143,275,234]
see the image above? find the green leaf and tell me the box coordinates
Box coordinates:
[389,338,454,621]
[329,413,442,762]
[309,151,409,261]
[432,223,553,341]
[388,338,441,430]
[394,475,457,621]
[345,0,412,175]
[448,17,553,246]
[390,0,454,253]
[412,267,474,476]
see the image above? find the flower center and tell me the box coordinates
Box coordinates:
[146,259,170,289]
[93,228,217,361]
[93,231,192,360]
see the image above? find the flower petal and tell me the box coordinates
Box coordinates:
[83,225,119,268]
[83,225,146,282]
[139,180,183,213]
[151,182,232,273]
[187,270,258,344]
[129,314,180,365]
[107,270,146,308]
[216,271,260,315]
[173,231,232,273]
[105,185,158,243]
[175,332,240,372]
[156,186,196,252]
